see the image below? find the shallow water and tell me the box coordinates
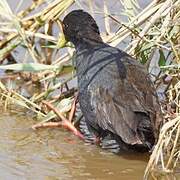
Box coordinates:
[0,109,150,180]
[0,109,180,180]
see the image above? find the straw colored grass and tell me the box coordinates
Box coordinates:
[0,0,179,179]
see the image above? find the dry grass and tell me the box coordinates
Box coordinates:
[0,0,179,179]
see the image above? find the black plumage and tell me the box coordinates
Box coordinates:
[62,10,162,152]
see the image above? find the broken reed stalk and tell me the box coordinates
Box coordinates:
[144,116,180,179]
[0,0,75,61]
[107,0,161,46]
[128,0,173,54]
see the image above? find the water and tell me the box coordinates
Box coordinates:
[0,109,148,180]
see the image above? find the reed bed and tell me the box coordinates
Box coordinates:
[0,0,179,179]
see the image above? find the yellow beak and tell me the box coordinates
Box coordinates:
[57,32,68,48]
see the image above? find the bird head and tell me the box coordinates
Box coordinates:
[59,10,102,47]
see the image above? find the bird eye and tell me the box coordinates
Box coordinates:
[64,24,69,28]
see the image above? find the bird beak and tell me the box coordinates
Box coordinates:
[57,20,68,48]
[57,32,68,48]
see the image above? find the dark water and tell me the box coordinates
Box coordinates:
[0,109,148,180]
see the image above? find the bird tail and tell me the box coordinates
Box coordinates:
[136,113,155,150]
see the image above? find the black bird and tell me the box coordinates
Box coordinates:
[60,10,162,152]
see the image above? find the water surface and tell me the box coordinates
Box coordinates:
[0,109,148,180]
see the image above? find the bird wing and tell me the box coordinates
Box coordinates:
[90,55,160,145]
